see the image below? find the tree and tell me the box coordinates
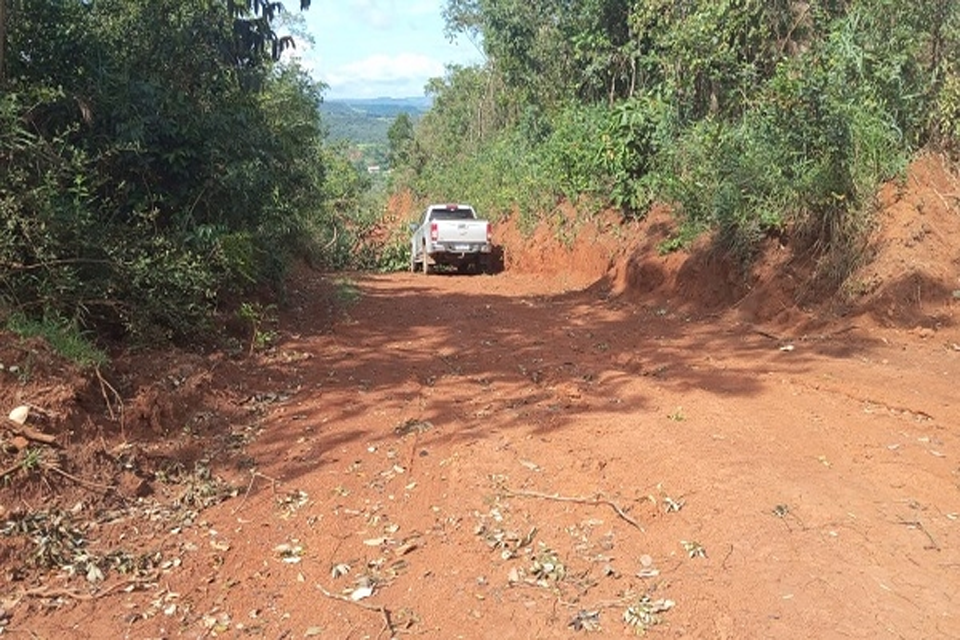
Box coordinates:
[387,113,415,169]
[0,0,6,84]
[1,0,328,343]
[419,0,957,266]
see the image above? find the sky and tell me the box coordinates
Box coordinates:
[288,1,485,100]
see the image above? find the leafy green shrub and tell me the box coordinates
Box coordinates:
[539,104,609,203]
[236,302,278,354]
[601,94,677,216]
[934,64,960,152]
[658,113,792,260]
[409,130,549,230]
[375,237,412,273]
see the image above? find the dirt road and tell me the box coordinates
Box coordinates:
[280,269,960,639]
[3,257,960,638]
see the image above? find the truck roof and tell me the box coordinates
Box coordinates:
[427,203,474,210]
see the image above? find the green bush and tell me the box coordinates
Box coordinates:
[539,104,609,203]
[601,94,677,216]
[934,64,960,152]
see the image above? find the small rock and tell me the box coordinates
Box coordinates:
[8,405,29,425]
[914,326,935,339]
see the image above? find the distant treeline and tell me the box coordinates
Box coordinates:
[321,99,429,146]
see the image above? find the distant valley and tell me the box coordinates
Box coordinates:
[321,97,430,147]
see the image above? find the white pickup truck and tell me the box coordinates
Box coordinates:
[410,203,491,274]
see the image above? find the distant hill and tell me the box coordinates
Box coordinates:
[320,97,431,145]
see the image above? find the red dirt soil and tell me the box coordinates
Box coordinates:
[1,155,959,639]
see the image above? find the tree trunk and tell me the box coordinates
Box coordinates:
[0,0,7,84]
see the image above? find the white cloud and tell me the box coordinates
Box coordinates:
[322,52,444,98]
[348,0,390,29]
[300,1,482,98]
[281,35,318,73]
[348,0,436,29]
[328,52,443,84]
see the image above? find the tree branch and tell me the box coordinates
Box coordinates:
[502,487,644,531]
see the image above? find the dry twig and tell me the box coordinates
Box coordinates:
[231,470,279,515]
[502,487,643,531]
[12,576,155,605]
[316,584,397,639]
[897,518,940,551]
[0,460,24,480]
[95,367,125,436]
[42,463,115,492]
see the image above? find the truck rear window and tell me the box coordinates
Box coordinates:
[429,208,475,221]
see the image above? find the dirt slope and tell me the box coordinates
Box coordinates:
[0,156,959,638]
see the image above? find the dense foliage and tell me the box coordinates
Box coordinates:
[4,0,958,353]
[398,0,960,268]
[0,0,351,345]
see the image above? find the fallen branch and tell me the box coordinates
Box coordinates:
[931,188,959,211]
[502,487,643,531]
[13,576,155,605]
[0,460,23,480]
[317,584,397,639]
[42,463,115,492]
[4,417,58,446]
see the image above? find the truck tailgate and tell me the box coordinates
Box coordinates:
[438,221,488,245]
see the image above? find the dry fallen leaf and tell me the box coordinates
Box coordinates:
[363,537,390,547]
[394,539,420,556]
[209,539,231,552]
[350,586,374,601]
